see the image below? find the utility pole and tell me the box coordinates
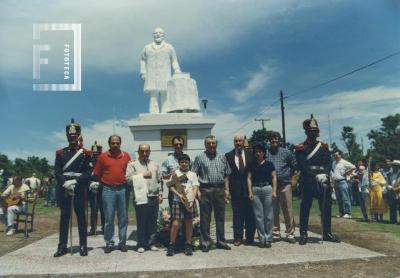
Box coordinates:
[254,118,270,130]
[280,90,287,145]
[361,137,364,155]
[328,114,332,145]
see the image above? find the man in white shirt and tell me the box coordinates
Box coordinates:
[26,173,41,191]
[125,144,162,253]
[1,176,30,235]
[331,152,356,218]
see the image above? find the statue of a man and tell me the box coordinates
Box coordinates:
[140,28,181,114]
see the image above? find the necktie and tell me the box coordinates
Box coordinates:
[238,151,245,174]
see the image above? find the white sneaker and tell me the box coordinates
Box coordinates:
[6,228,15,236]
[150,245,159,251]
[342,214,352,219]
[137,247,145,253]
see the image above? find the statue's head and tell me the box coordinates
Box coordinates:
[153,27,165,44]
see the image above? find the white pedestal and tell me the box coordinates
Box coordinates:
[128,113,215,165]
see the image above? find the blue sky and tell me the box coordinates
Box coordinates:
[1,0,399,163]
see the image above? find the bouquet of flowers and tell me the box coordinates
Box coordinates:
[156,207,171,246]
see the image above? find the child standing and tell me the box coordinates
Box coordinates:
[166,154,198,256]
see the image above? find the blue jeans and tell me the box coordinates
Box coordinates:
[102,185,128,246]
[252,186,273,243]
[334,180,352,215]
[358,192,369,220]
[46,185,56,205]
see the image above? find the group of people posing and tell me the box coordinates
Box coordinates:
[52,114,340,258]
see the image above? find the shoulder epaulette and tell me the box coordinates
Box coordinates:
[317,139,329,149]
[321,141,329,149]
[295,143,305,151]
[83,148,92,156]
[56,149,64,156]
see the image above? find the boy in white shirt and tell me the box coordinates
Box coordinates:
[166,154,198,256]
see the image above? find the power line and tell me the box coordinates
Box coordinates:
[231,99,279,134]
[285,50,400,99]
[232,50,400,134]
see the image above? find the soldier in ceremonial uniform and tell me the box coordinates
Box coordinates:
[88,141,105,235]
[295,115,340,245]
[53,119,92,257]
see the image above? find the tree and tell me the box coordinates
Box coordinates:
[249,129,294,151]
[367,113,400,161]
[0,153,53,181]
[340,126,364,163]
[0,153,14,177]
[330,142,343,155]
[249,129,275,148]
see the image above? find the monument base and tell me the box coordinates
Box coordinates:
[128,112,215,165]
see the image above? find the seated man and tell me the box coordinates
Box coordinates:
[1,176,30,235]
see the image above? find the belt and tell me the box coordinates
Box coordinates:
[102,183,126,188]
[334,179,346,182]
[200,182,224,188]
[252,182,271,188]
[309,166,325,171]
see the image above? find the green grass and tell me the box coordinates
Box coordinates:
[291,196,400,240]
[34,196,400,240]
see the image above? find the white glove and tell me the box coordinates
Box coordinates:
[63,179,77,191]
[89,182,99,191]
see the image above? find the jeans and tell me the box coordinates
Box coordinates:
[46,185,56,205]
[102,185,128,247]
[358,191,369,220]
[252,186,273,243]
[334,180,352,215]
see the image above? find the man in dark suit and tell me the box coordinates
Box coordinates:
[225,135,255,246]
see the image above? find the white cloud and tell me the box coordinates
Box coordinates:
[214,86,400,147]
[0,0,342,74]
[6,85,394,162]
[51,118,137,157]
[229,65,273,103]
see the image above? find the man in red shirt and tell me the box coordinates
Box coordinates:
[93,135,131,253]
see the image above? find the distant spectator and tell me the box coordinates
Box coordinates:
[352,161,369,221]
[369,161,387,222]
[331,152,356,219]
[386,160,400,224]
[1,176,30,235]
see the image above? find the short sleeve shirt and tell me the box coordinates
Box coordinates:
[250,160,275,185]
[173,169,199,202]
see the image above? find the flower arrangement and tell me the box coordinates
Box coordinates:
[157,207,171,246]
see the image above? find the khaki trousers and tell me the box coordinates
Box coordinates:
[273,183,295,237]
